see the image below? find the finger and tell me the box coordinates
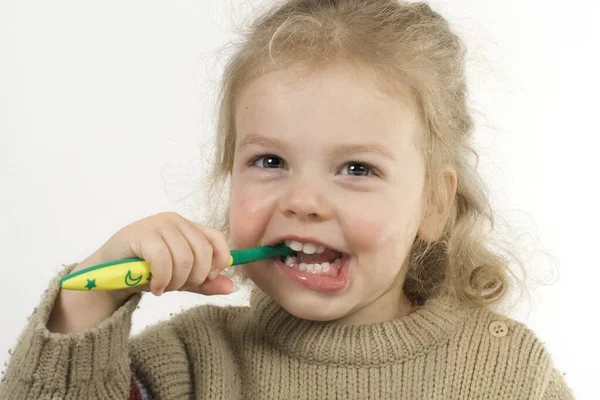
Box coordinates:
[160,225,195,292]
[175,222,214,287]
[181,275,233,296]
[188,223,231,278]
[137,233,173,296]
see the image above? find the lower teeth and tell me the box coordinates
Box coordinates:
[281,256,342,274]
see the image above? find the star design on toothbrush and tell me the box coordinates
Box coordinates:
[85,278,97,290]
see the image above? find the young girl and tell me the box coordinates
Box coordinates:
[0,0,573,398]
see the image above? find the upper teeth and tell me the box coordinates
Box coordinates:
[284,240,326,254]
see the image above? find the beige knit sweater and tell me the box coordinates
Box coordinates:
[0,264,574,399]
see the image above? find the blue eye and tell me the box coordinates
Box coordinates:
[339,162,374,177]
[248,153,378,177]
[250,154,284,168]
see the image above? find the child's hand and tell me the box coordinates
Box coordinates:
[80,212,233,300]
[49,212,233,334]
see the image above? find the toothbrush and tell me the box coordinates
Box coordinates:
[60,242,296,291]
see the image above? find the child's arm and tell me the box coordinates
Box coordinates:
[0,263,143,399]
[1,212,231,399]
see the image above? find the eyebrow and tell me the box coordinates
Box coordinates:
[237,133,397,161]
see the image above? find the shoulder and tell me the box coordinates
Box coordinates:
[450,305,570,398]
[458,305,554,369]
[129,300,253,348]
[128,301,253,376]
[169,300,253,336]
[171,298,266,350]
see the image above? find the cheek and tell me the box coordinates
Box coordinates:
[343,194,421,263]
[229,184,273,248]
[340,197,390,244]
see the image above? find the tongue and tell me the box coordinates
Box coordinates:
[297,248,341,264]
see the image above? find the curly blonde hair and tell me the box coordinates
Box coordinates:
[201,0,521,308]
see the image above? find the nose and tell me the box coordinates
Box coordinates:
[278,175,332,221]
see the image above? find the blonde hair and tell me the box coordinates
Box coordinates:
[203,0,522,308]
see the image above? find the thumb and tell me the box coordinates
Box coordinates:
[180,275,234,296]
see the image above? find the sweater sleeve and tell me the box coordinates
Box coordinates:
[0,263,143,400]
[542,368,575,400]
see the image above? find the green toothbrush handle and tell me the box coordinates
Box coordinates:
[229,242,296,265]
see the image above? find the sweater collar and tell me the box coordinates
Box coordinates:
[249,288,468,366]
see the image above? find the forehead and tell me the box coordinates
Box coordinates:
[234,64,422,151]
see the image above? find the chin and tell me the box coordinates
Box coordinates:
[274,292,352,322]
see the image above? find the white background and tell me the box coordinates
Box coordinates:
[1,1,598,398]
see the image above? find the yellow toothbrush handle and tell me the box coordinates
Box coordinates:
[60,260,152,291]
[61,257,234,291]
[61,244,287,291]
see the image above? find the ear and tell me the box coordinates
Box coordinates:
[417,164,458,242]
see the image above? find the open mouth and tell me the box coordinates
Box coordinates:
[277,240,345,278]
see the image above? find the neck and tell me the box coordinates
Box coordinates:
[334,290,414,325]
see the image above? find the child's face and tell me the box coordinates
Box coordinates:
[229,64,427,325]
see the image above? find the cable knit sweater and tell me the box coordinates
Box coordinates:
[0,263,574,399]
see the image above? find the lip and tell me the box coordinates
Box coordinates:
[272,254,351,292]
[266,234,346,256]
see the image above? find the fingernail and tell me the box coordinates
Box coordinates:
[208,269,220,281]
